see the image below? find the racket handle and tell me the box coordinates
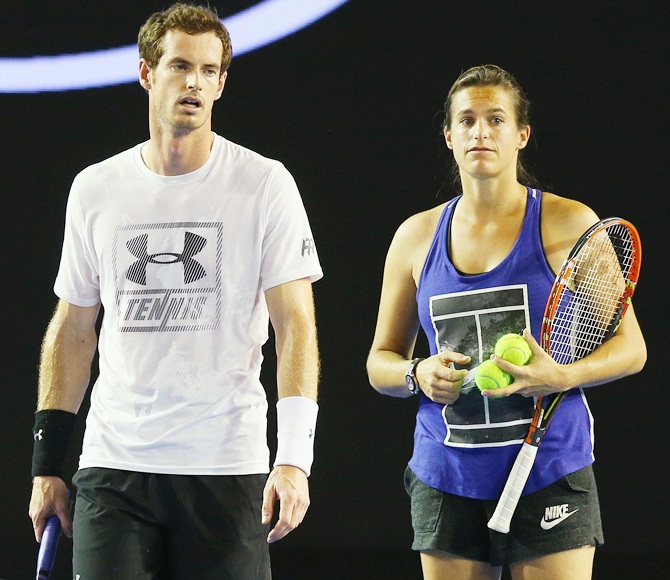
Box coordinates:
[487,442,539,534]
[36,514,62,579]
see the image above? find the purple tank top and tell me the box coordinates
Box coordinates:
[410,188,595,499]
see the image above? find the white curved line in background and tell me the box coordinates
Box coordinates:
[0,0,348,93]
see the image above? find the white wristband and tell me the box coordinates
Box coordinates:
[273,396,318,477]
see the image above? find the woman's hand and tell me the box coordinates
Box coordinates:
[415,350,471,405]
[481,329,571,398]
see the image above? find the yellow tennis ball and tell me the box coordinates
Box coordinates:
[494,333,533,366]
[475,359,513,391]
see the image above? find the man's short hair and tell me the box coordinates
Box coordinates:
[138,3,232,74]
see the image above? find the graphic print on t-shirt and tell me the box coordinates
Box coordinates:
[429,285,535,448]
[113,222,222,332]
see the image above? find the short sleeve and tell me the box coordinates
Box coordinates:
[53,174,101,306]
[260,164,323,291]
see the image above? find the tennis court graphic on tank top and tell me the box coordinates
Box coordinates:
[112,222,223,332]
[430,284,535,447]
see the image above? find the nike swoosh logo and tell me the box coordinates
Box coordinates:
[540,508,579,530]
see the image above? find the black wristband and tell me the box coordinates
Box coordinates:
[31,409,77,478]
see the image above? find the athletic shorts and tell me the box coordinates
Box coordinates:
[72,467,271,579]
[404,465,604,566]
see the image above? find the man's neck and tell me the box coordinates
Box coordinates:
[141,128,214,176]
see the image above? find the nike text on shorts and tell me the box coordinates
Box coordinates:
[541,503,579,530]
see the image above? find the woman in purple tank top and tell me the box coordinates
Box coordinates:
[367,65,646,580]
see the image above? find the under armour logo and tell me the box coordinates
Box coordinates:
[34,429,43,441]
[126,231,207,285]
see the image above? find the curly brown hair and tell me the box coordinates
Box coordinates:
[138,3,233,74]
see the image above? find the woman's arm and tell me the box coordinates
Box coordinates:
[486,194,646,398]
[367,210,470,403]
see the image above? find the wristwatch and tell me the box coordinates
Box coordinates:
[405,357,425,395]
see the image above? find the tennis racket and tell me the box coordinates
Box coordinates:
[487,217,642,534]
[35,514,63,579]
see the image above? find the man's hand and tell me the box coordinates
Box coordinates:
[261,465,310,543]
[29,476,72,541]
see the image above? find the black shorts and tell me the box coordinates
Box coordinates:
[404,465,604,566]
[72,467,271,579]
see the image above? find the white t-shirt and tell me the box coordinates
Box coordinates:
[54,134,323,475]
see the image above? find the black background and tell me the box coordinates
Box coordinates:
[1,1,667,578]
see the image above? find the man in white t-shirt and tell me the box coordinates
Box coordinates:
[28,4,322,577]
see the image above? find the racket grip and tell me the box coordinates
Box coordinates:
[487,442,539,534]
[36,514,62,580]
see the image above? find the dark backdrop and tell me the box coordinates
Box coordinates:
[2,1,667,578]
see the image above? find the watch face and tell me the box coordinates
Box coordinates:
[406,374,417,393]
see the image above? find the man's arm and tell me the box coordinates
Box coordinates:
[29,300,100,541]
[261,277,319,543]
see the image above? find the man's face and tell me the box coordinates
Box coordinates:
[140,30,226,136]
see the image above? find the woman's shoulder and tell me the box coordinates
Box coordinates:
[540,191,600,268]
[541,191,599,235]
[395,203,448,243]
[389,203,448,280]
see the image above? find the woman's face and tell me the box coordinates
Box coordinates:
[444,85,530,182]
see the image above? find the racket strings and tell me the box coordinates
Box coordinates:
[548,224,636,365]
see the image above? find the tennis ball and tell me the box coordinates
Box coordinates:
[475,359,513,391]
[494,333,533,366]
